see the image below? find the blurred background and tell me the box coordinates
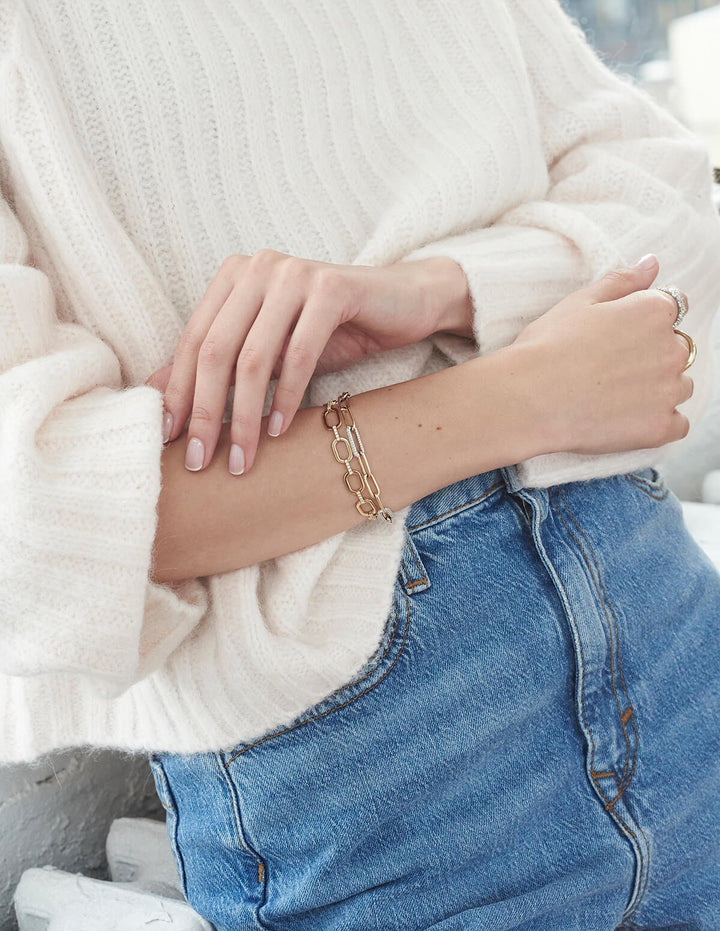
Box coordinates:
[562,0,720,166]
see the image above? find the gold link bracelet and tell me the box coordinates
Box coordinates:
[322,391,394,523]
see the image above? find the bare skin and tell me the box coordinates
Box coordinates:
[154,254,473,475]
[151,258,694,583]
[153,353,532,582]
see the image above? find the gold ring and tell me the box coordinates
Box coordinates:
[674,329,697,371]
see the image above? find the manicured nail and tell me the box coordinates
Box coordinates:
[268,411,283,437]
[634,253,658,270]
[229,444,245,475]
[162,410,173,444]
[185,437,205,471]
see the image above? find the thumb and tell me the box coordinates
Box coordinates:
[145,364,173,392]
[587,254,660,304]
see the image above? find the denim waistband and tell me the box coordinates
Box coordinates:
[403,464,520,535]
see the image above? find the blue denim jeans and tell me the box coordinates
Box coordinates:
[149,466,720,930]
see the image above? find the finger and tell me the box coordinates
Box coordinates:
[268,297,340,436]
[184,286,266,471]
[228,292,303,475]
[145,365,175,444]
[678,374,694,406]
[586,254,660,304]
[162,265,241,444]
[145,365,172,392]
[270,330,294,381]
[657,289,691,327]
[602,288,693,343]
[667,410,690,443]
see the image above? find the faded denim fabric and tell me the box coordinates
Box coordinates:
[150,466,720,930]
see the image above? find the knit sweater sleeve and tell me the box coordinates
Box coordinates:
[401,0,720,360]
[0,189,207,694]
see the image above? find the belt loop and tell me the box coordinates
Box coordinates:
[501,464,524,494]
[503,464,550,523]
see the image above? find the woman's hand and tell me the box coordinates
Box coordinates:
[509,255,695,456]
[146,250,472,474]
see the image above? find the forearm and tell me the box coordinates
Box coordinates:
[151,347,538,582]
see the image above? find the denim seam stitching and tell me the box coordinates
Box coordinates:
[213,753,271,926]
[552,498,637,811]
[407,539,427,582]
[555,489,637,796]
[151,761,189,897]
[213,752,256,857]
[542,499,605,802]
[169,809,190,900]
[557,488,641,804]
[552,489,651,916]
[516,489,647,920]
[400,534,429,589]
[624,473,669,501]
[549,503,647,901]
[548,497,641,841]
[532,498,644,872]
[405,482,503,533]
[149,755,175,811]
[224,588,412,766]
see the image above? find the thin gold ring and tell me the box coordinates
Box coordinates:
[674,329,697,371]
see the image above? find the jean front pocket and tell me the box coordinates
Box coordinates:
[624,467,670,502]
[148,753,189,898]
[290,530,427,709]
[223,531,427,766]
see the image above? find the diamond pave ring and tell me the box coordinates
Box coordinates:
[656,286,689,329]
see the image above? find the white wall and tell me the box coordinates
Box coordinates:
[0,750,163,931]
[669,5,720,165]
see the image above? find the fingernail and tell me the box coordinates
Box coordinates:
[185,437,205,471]
[229,444,245,475]
[634,253,658,270]
[162,410,173,444]
[268,411,284,437]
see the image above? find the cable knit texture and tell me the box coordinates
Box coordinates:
[1,0,719,763]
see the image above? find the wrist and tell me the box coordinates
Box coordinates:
[409,256,475,341]
[462,345,564,466]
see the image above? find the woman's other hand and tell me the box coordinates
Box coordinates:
[510,255,695,456]
[146,251,471,474]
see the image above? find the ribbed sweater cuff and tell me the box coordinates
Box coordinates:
[0,380,206,691]
[401,224,585,355]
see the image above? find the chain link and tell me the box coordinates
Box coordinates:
[322,391,394,523]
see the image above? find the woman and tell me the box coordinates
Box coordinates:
[1,0,719,928]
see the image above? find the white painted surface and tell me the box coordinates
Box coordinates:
[0,752,163,931]
[14,867,211,931]
[702,470,720,505]
[682,501,720,570]
[106,817,181,894]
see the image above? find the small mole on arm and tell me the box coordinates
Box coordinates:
[436,426,442,431]
[418,423,423,428]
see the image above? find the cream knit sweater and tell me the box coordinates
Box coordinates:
[2,0,719,764]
